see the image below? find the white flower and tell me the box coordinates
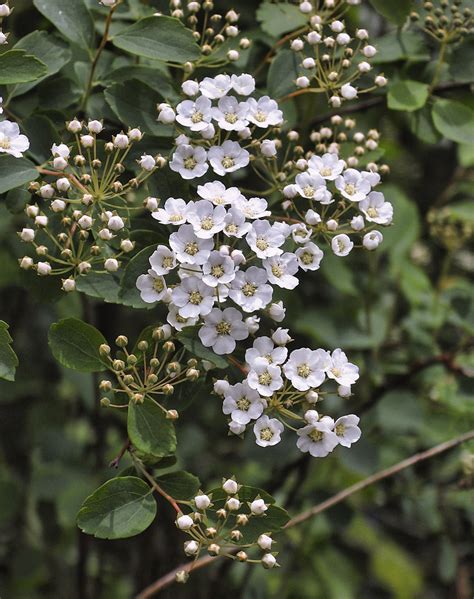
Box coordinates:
[186,200,226,239]
[176,95,213,131]
[114,133,129,149]
[226,497,241,511]
[202,250,236,287]
[272,328,292,345]
[172,276,214,318]
[139,155,156,171]
[299,1,313,13]
[0,120,30,157]
[326,348,359,386]
[87,120,103,134]
[221,208,251,239]
[334,414,361,447]
[296,421,339,457]
[51,143,70,159]
[182,80,199,96]
[57,177,70,192]
[261,139,277,157]
[233,196,270,220]
[199,74,232,99]
[158,105,176,124]
[194,494,211,509]
[169,224,213,265]
[305,209,321,225]
[211,96,249,131]
[283,348,329,391]
[231,73,255,95]
[331,234,354,256]
[169,144,208,180]
[108,215,124,231]
[167,303,198,331]
[37,261,52,276]
[208,140,249,175]
[295,172,328,201]
[149,245,177,275]
[0,5,11,17]
[223,381,265,425]
[335,168,371,202]
[263,253,299,289]
[253,415,284,447]
[363,44,377,58]
[245,336,287,368]
[78,215,93,230]
[341,83,358,100]
[199,307,249,354]
[268,301,286,322]
[229,419,246,435]
[136,270,168,303]
[246,220,285,259]
[184,540,199,556]
[359,191,393,224]
[363,230,383,250]
[20,228,35,242]
[250,499,268,515]
[152,197,187,225]
[258,534,273,550]
[350,215,365,231]
[291,223,312,244]
[197,181,242,206]
[262,554,277,569]
[176,514,194,530]
[246,96,283,127]
[295,242,324,271]
[229,266,273,312]
[245,315,260,334]
[247,359,283,397]
[104,258,119,272]
[308,152,345,180]
[222,478,238,494]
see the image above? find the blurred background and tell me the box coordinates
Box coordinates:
[0,0,473,597]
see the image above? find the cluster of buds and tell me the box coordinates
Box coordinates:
[161,2,249,70]
[98,325,202,417]
[18,119,162,289]
[0,2,11,46]
[174,477,281,582]
[289,8,387,105]
[410,0,473,43]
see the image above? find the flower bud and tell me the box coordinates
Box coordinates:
[222,478,238,494]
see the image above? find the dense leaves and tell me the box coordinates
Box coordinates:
[0,321,18,381]
[48,318,107,372]
[128,398,177,458]
[0,50,48,85]
[0,156,39,194]
[33,0,95,50]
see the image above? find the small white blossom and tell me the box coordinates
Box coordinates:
[331,234,354,256]
[363,230,383,250]
[229,267,273,312]
[250,499,268,515]
[176,95,213,131]
[295,242,324,271]
[247,360,283,397]
[334,414,361,447]
[246,96,283,127]
[152,197,187,225]
[296,420,339,457]
[283,348,329,391]
[326,348,359,386]
[208,140,249,175]
[222,381,265,425]
[170,144,208,179]
[199,307,249,354]
[253,415,284,447]
[0,120,30,157]
[169,224,213,265]
[149,245,177,275]
[199,74,232,99]
[359,191,393,224]
[245,336,288,368]
[136,270,168,303]
[172,276,214,318]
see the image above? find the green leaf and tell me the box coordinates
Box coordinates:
[432,99,474,145]
[119,245,157,308]
[0,156,39,194]
[77,476,157,539]
[155,471,201,501]
[372,31,429,64]
[408,106,441,144]
[447,201,474,222]
[388,80,429,112]
[0,50,48,85]
[0,321,19,381]
[381,185,420,268]
[375,391,423,434]
[33,0,94,50]
[75,273,121,303]
[177,330,229,369]
[449,38,474,83]
[104,80,173,137]
[128,398,177,458]
[112,16,200,64]
[268,50,299,99]
[256,1,307,37]
[102,66,179,101]
[369,0,411,25]
[48,318,108,372]
[11,31,72,96]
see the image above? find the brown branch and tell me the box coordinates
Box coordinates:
[136,429,474,598]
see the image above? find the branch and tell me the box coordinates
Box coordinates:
[136,429,474,598]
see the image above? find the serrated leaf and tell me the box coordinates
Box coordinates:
[0,156,39,194]
[112,16,200,64]
[256,1,307,37]
[432,99,474,145]
[48,318,108,372]
[387,80,429,112]
[0,321,19,382]
[0,50,48,85]
[33,0,95,50]
[128,398,177,458]
[155,471,200,501]
[77,476,157,539]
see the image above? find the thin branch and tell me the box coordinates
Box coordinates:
[136,429,474,598]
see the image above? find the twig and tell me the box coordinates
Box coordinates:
[136,429,474,598]
[133,455,181,514]
[109,438,131,469]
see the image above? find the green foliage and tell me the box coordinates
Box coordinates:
[48,318,107,372]
[177,330,229,369]
[128,398,177,458]
[0,50,48,85]
[369,0,412,25]
[77,476,157,539]
[432,99,474,144]
[33,0,94,50]
[155,471,201,501]
[387,80,429,112]
[267,50,299,98]
[256,1,308,37]
[0,321,18,381]
[0,156,39,194]
[112,16,201,63]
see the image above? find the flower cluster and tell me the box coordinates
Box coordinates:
[174,477,283,576]
[19,120,159,288]
[98,325,201,418]
[0,1,11,46]
[214,333,361,457]
[290,3,387,105]
[0,118,30,158]
[158,73,283,179]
